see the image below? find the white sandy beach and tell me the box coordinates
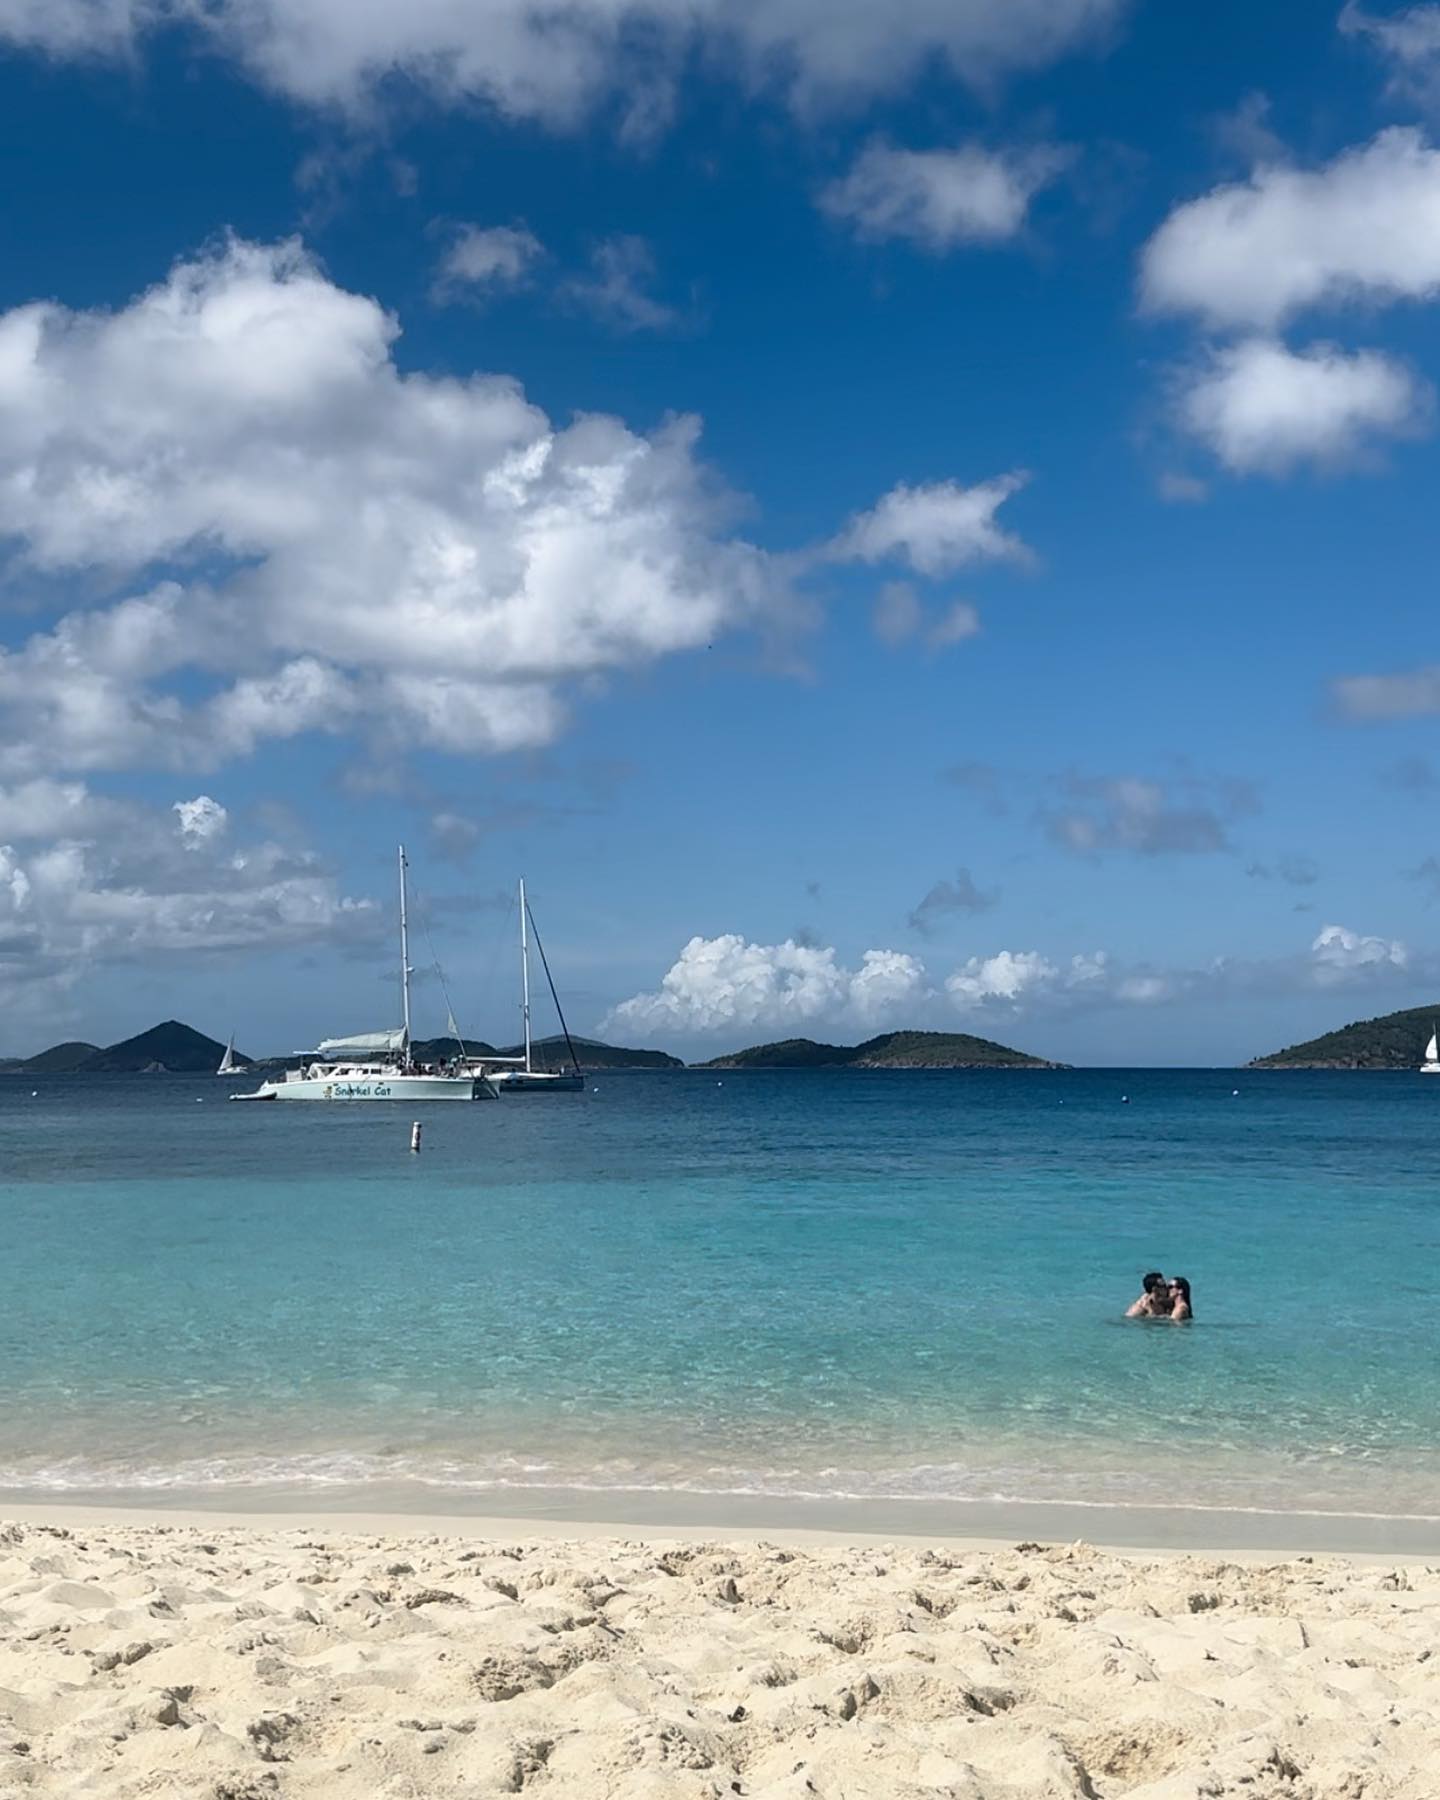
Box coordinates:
[1,1513,1436,1798]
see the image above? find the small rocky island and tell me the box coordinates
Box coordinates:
[695,1030,1062,1070]
[1249,1003,1440,1069]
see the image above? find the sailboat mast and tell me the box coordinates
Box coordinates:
[519,876,533,1075]
[398,845,413,1052]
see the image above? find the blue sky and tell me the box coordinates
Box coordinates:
[1,0,1439,1065]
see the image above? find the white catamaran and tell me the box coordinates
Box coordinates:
[1422,1027,1440,1075]
[232,848,493,1102]
[482,879,585,1094]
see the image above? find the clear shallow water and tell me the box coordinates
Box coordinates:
[1,1068,1438,1521]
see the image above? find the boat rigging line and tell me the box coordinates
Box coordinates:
[523,894,582,1076]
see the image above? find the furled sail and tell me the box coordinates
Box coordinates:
[315,1030,407,1058]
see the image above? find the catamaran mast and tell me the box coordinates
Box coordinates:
[398,845,413,1053]
[519,876,533,1075]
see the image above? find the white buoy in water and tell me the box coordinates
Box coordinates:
[30,1090,37,1097]
[1121,1095,1130,1104]
[410,1120,422,1153]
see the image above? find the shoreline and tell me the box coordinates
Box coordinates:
[5,1481,1438,1559]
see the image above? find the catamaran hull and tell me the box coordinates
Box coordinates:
[489,1070,585,1093]
[233,1075,492,1102]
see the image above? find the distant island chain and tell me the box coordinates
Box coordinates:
[7,1007,1440,1073]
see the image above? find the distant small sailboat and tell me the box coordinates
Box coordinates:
[216,1035,240,1076]
[1422,1027,1440,1075]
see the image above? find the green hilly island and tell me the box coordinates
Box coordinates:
[22,1040,99,1072]
[504,1035,682,1071]
[80,1021,241,1073]
[696,1030,1059,1070]
[411,1034,681,1070]
[1250,1003,1440,1069]
[408,1036,499,1063]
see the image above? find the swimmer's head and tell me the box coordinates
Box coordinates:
[1141,1271,1165,1294]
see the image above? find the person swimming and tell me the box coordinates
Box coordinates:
[1126,1272,1170,1318]
[1167,1276,1193,1322]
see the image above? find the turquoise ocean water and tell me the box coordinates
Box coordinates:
[1,1069,1437,1529]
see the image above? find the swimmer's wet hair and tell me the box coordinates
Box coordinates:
[1142,1271,1165,1292]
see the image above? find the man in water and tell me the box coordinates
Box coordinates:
[1126,1272,1171,1317]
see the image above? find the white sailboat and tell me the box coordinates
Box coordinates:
[482,879,584,1094]
[232,848,494,1102]
[1422,1027,1440,1075]
[215,1035,240,1076]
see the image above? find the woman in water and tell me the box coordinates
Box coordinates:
[1167,1276,1192,1322]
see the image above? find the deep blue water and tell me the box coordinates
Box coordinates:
[0,1067,1437,1518]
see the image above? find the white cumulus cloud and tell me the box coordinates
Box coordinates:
[820,141,1066,250]
[0,237,796,773]
[1139,127,1440,330]
[944,947,1175,1012]
[833,475,1031,577]
[173,795,228,842]
[604,933,928,1036]
[1175,338,1430,473]
[1310,922,1409,980]
[0,0,1128,123]
[848,949,930,1024]
[946,948,1057,1007]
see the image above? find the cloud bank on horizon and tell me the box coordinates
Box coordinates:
[603,922,1422,1048]
[0,782,376,1012]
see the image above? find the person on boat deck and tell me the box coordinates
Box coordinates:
[1126,1272,1170,1317]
